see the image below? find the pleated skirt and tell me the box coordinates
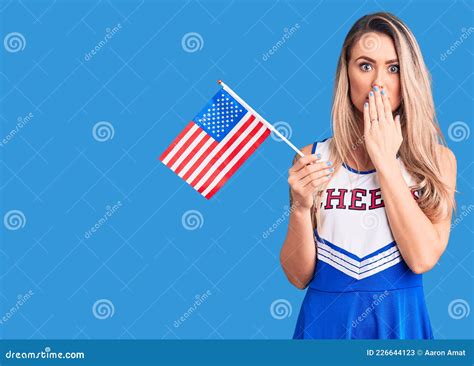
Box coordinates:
[293,286,433,339]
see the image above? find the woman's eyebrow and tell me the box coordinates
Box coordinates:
[355,56,399,64]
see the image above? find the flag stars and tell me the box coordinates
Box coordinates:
[193,91,249,142]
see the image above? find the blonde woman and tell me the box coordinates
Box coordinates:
[280,12,457,339]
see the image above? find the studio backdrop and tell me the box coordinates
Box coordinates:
[1,0,473,340]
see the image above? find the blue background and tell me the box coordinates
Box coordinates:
[0,0,472,339]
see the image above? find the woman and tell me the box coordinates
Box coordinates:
[280,12,457,339]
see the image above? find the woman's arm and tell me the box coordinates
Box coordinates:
[363,86,457,274]
[280,203,316,289]
[280,145,332,289]
[376,146,457,274]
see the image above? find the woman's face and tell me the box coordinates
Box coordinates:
[348,32,401,114]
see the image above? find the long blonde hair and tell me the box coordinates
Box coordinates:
[313,12,456,229]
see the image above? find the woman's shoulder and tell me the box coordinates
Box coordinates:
[437,144,456,167]
[437,144,457,186]
[405,144,456,188]
[299,137,333,156]
[299,144,314,156]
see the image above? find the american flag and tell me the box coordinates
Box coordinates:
[160,87,270,199]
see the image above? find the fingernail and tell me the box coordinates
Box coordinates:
[317,153,321,158]
[381,89,385,95]
[373,86,379,92]
[364,102,368,108]
[369,91,374,97]
[326,161,332,166]
[329,167,334,172]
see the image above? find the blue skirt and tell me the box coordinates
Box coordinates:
[293,286,433,339]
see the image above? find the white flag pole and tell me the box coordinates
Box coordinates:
[217,80,305,157]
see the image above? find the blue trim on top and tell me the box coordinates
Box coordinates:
[359,255,401,274]
[318,244,400,269]
[342,155,401,175]
[311,137,330,155]
[342,163,376,174]
[317,252,358,275]
[317,251,402,276]
[314,229,396,262]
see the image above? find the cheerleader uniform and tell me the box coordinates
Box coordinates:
[293,137,434,339]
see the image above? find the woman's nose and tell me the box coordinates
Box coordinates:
[372,72,385,89]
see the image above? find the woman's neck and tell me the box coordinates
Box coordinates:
[347,148,374,171]
[348,116,375,170]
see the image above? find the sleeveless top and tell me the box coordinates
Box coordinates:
[293,137,433,339]
[308,137,422,292]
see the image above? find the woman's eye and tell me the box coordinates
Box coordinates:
[359,63,372,72]
[388,64,400,73]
